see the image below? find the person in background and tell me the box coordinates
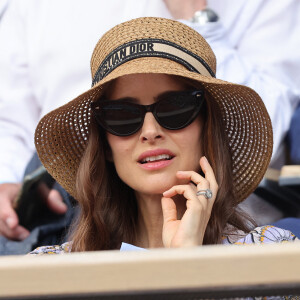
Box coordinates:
[0,0,8,19]
[0,0,299,244]
[288,105,300,165]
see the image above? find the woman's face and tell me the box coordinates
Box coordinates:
[106,73,203,195]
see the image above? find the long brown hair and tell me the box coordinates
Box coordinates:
[70,77,254,251]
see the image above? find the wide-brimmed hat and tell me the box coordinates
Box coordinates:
[35,17,273,202]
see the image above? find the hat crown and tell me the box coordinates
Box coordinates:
[90,17,216,80]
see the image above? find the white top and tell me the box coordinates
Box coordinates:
[0,0,300,183]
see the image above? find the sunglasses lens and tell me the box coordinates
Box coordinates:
[155,91,202,130]
[93,91,204,136]
[98,102,143,136]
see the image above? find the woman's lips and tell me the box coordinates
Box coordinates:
[137,149,175,170]
[139,158,174,170]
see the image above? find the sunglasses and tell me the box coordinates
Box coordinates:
[91,90,205,136]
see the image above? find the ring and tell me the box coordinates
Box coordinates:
[196,189,213,199]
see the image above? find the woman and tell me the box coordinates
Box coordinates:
[31,17,297,254]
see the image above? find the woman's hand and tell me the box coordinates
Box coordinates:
[161,156,218,248]
[163,0,207,20]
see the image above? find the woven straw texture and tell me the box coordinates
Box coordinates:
[35,17,273,202]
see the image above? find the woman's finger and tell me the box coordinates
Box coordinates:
[175,157,218,205]
[176,170,210,190]
[163,184,208,210]
[177,170,204,185]
[175,170,212,204]
[161,197,177,223]
[163,184,196,198]
[199,156,218,191]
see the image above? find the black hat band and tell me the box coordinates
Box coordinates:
[92,38,215,87]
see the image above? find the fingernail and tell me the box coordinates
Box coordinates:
[203,156,208,163]
[5,217,14,229]
[59,202,67,209]
[18,232,29,240]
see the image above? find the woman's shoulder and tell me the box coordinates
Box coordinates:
[28,242,72,255]
[223,225,299,245]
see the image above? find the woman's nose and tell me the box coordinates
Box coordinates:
[139,112,163,142]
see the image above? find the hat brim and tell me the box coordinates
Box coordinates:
[35,57,273,202]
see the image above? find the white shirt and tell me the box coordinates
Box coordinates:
[0,0,8,17]
[0,0,299,183]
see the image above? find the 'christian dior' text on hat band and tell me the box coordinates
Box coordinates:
[92,39,216,86]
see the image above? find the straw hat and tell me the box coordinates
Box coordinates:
[35,17,273,202]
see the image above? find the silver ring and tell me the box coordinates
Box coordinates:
[196,189,213,199]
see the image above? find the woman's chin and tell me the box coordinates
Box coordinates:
[134,181,177,197]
